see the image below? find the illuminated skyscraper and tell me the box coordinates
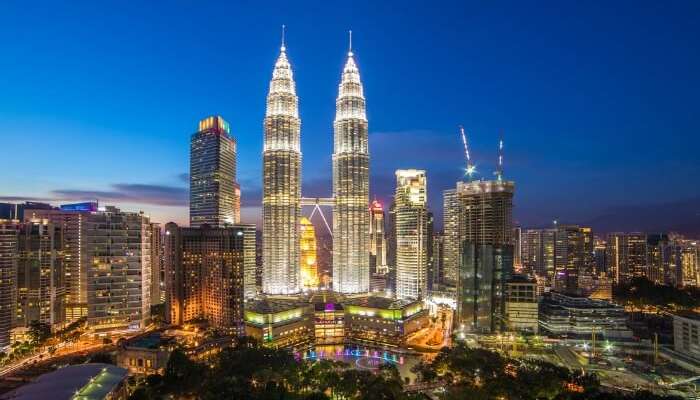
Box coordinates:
[606,232,646,284]
[394,170,429,300]
[369,200,387,275]
[300,217,319,290]
[262,35,302,295]
[0,223,16,347]
[333,35,370,293]
[190,115,240,227]
[85,206,151,331]
[164,223,253,333]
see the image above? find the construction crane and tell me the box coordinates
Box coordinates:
[459,125,476,181]
[495,130,504,181]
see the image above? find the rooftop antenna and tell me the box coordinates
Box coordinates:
[459,125,476,181]
[281,24,286,51]
[495,130,504,181]
[348,30,353,56]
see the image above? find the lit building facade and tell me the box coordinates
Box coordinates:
[164,223,255,333]
[673,311,700,360]
[24,203,97,322]
[394,169,429,300]
[190,115,240,228]
[606,232,646,284]
[149,223,163,305]
[332,45,370,294]
[86,207,152,332]
[505,275,538,333]
[0,223,18,347]
[262,40,302,295]
[444,179,515,333]
[300,217,319,290]
[369,200,387,275]
[14,220,66,330]
[539,292,632,339]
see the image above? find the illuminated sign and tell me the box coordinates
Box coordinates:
[60,202,98,212]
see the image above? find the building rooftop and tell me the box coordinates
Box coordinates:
[343,295,415,310]
[245,297,308,314]
[125,332,172,349]
[674,310,700,321]
[1,363,127,400]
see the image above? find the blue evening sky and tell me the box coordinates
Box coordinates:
[1,1,698,233]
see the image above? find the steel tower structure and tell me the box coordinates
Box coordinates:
[332,32,370,293]
[262,29,302,294]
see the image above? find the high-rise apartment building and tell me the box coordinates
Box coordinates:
[85,206,151,332]
[646,233,670,284]
[24,202,96,322]
[678,241,699,287]
[149,223,163,305]
[332,43,370,294]
[164,223,254,334]
[190,115,240,228]
[0,223,18,347]
[300,217,319,290]
[262,39,302,295]
[14,221,66,330]
[444,178,515,333]
[394,170,429,300]
[606,232,646,284]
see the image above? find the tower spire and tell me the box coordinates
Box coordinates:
[348,30,353,56]
[281,24,286,51]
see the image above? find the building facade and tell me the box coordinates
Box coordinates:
[24,203,96,322]
[444,179,515,333]
[164,223,254,334]
[86,207,152,332]
[332,46,370,294]
[369,200,387,275]
[190,115,240,228]
[606,232,646,284]
[505,275,538,333]
[539,292,632,339]
[14,220,66,330]
[262,41,302,295]
[394,170,429,300]
[300,217,319,290]
[673,311,700,361]
[0,223,17,347]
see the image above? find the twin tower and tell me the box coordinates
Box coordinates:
[262,33,370,295]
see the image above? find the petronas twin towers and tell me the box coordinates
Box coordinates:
[262,32,369,295]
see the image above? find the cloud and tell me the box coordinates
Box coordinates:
[51,183,188,207]
[0,196,52,202]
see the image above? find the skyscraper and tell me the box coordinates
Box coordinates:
[262,37,302,295]
[394,170,429,300]
[606,232,646,284]
[190,115,240,228]
[369,200,387,275]
[164,223,253,334]
[300,217,319,290]
[0,223,17,347]
[24,203,96,322]
[445,178,515,333]
[86,206,151,331]
[14,220,66,329]
[149,223,163,305]
[333,37,370,294]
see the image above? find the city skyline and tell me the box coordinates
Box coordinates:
[1,1,699,235]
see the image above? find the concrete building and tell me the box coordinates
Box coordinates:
[85,206,152,332]
[262,39,302,295]
[164,223,254,334]
[0,223,18,347]
[539,292,632,339]
[24,202,97,322]
[14,220,66,330]
[444,178,514,333]
[505,275,538,333]
[394,169,429,300]
[672,311,700,361]
[116,333,173,376]
[149,223,163,305]
[606,232,646,284]
[190,115,240,228]
[332,43,370,294]
[244,297,314,349]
